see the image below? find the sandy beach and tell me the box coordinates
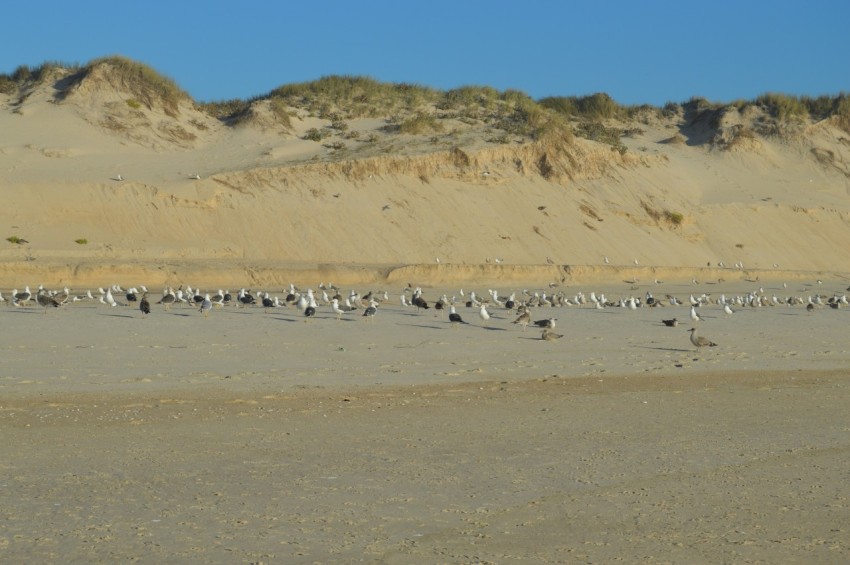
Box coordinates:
[2,279,849,563]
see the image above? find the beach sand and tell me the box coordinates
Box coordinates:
[2,280,849,563]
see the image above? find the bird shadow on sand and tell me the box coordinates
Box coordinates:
[100,312,137,319]
[479,326,508,331]
[638,345,694,353]
[398,323,443,330]
[267,316,301,323]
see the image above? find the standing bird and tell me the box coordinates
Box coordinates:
[689,305,702,322]
[36,290,61,313]
[331,298,353,320]
[687,328,717,351]
[140,293,151,315]
[448,305,466,327]
[723,303,734,315]
[13,287,32,306]
[199,293,212,318]
[512,310,531,331]
[362,303,377,321]
[158,288,176,311]
[478,303,491,326]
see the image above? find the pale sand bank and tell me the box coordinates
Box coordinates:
[1,280,849,562]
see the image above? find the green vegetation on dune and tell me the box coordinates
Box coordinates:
[80,56,187,117]
[2,55,849,140]
[270,75,440,119]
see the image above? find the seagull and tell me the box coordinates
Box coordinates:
[689,305,701,322]
[533,318,556,329]
[448,305,466,327]
[688,328,717,351]
[115,174,123,181]
[662,318,678,327]
[511,310,531,331]
[541,328,563,341]
[362,303,377,321]
[478,303,491,326]
[36,289,61,313]
[13,287,32,306]
[189,173,201,180]
[331,298,353,320]
[211,290,226,307]
[157,288,176,311]
[104,288,117,307]
[140,293,151,315]
[723,303,734,315]
[199,293,212,317]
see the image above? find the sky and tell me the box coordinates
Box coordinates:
[2,0,848,107]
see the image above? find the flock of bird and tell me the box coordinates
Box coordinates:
[3,280,848,349]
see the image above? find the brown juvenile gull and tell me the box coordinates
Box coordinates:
[541,328,564,341]
[512,310,531,331]
[140,293,151,315]
[688,328,717,351]
[36,289,61,312]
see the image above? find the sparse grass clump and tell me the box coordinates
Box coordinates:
[439,86,500,113]
[303,127,331,142]
[268,98,292,128]
[75,238,88,245]
[756,93,809,120]
[330,119,349,132]
[0,61,79,94]
[575,122,627,154]
[6,235,24,244]
[540,92,626,121]
[664,211,684,226]
[270,75,439,118]
[77,56,186,117]
[398,113,443,134]
[126,98,141,109]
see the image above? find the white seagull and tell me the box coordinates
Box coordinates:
[478,304,491,326]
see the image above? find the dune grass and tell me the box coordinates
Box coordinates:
[5,55,850,146]
[77,56,186,116]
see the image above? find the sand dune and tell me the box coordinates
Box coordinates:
[2,62,849,289]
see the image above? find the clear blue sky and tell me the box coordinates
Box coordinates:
[3,0,848,106]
